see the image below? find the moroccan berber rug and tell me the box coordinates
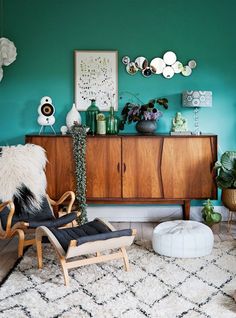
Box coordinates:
[0,240,236,318]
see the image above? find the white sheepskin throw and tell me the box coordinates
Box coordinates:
[0,144,47,213]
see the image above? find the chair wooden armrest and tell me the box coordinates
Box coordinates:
[0,201,26,257]
[47,191,76,214]
[0,201,16,236]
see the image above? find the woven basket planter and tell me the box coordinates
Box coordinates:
[222,189,236,211]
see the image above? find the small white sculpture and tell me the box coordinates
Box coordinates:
[171,112,188,132]
[66,103,81,130]
[0,37,17,82]
[37,96,56,134]
[60,125,68,135]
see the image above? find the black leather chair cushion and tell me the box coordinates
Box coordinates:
[29,212,77,228]
[50,219,132,252]
[0,196,76,230]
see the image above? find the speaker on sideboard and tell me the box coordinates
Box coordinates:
[37,96,56,134]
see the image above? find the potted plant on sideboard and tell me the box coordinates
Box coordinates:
[214,151,236,211]
[119,98,168,134]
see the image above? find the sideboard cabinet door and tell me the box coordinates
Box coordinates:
[122,137,163,198]
[26,136,75,199]
[26,136,57,198]
[86,137,122,198]
[55,137,75,197]
[161,137,217,199]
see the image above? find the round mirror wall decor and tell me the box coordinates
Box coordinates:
[172,61,183,73]
[163,66,175,79]
[142,67,152,78]
[122,52,196,79]
[150,58,166,74]
[181,65,192,77]
[135,56,148,70]
[122,56,130,65]
[188,60,197,69]
[163,51,177,66]
[126,62,138,75]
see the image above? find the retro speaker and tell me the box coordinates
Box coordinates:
[37,96,56,134]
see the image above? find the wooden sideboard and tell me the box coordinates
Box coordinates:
[25,134,218,220]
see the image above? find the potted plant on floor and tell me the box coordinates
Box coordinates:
[214,151,236,211]
[201,199,222,228]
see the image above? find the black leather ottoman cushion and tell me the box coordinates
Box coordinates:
[49,219,132,252]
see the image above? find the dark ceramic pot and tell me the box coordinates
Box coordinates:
[136,120,157,134]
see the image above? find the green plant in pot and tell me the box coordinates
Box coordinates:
[201,199,222,226]
[214,151,236,211]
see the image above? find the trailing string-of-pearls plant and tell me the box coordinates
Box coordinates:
[71,123,88,224]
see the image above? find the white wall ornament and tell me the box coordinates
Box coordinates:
[122,51,197,79]
[0,37,17,82]
[0,67,3,81]
[0,37,17,65]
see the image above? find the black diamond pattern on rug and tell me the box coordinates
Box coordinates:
[0,241,236,317]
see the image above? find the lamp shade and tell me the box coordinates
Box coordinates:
[182,91,212,107]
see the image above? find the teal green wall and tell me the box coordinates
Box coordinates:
[1,0,235,207]
[1,0,235,149]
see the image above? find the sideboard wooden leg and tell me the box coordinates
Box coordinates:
[183,200,191,220]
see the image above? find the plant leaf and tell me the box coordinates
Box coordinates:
[221,151,236,171]
[215,151,236,189]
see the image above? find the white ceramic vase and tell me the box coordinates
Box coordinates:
[66,103,81,129]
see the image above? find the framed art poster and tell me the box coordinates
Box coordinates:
[75,50,118,111]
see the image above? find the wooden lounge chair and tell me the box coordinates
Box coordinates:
[0,144,78,257]
[0,192,77,257]
[36,218,136,286]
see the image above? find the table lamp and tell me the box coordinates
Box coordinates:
[182,91,212,135]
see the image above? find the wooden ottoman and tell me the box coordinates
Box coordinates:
[36,218,136,285]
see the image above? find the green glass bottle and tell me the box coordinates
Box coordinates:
[106,106,119,135]
[86,99,100,135]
